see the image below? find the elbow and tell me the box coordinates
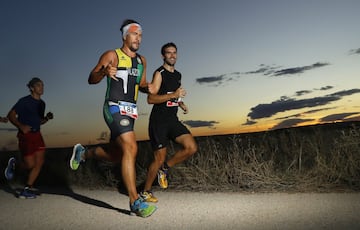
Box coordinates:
[147,96,154,104]
[147,98,152,104]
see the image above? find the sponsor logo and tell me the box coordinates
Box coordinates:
[120,119,130,126]
[128,68,139,76]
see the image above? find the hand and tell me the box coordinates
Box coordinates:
[179,102,188,114]
[20,124,31,134]
[46,112,54,120]
[105,63,119,81]
[0,117,8,123]
[176,87,186,98]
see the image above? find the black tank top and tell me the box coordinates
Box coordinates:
[150,66,182,121]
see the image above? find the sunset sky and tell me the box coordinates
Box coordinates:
[1,0,359,150]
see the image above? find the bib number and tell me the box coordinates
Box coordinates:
[119,102,138,119]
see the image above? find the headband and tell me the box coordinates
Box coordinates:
[122,23,142,39]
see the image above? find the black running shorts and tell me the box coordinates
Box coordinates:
[149,118,190,150]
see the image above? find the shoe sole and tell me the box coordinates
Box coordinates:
[130,206,157,218]
[70,143,82,170]
[18,196,36,199]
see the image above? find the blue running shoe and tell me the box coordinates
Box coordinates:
[18,187,36,199]
[70,143,85,170]
[130,197,157,218]
[4,157,16,180]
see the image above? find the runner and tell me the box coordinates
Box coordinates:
[140,43,197,202]
[5,77,53,199]
[69,19,157,217]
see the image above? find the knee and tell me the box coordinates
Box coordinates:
[154,149,166,165]
[123,142,138,157]
[185,143,197,156]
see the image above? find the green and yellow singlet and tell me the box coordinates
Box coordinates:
[105,48,144,104]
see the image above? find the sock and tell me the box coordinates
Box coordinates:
[162,162,170,170]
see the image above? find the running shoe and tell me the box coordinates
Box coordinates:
[18,187,36,199]
[130,198,157,218]
[70,143,85,170]
[4,157,16,180]
[157,167,168,189]
[28,186,41,195]
[140,191,158,203]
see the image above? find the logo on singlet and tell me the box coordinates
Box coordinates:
[120,118,130,126]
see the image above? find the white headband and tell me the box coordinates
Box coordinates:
[122,23,142,39]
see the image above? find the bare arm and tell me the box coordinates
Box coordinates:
[147,71,186,104]
[178,101,189,114]
[88,50,118,84]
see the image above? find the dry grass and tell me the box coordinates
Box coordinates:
[167,123,360,192]
[1,122,359,192]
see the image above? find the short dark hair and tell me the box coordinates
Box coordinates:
[120,19,140,32]
[27,77,42,88]
[161,42,177,56]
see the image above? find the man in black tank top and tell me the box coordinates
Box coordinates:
[140,43,198,203]
[69,19,156,218]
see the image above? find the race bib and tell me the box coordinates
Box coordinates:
[119,101,138,119]
[166,91,181,107]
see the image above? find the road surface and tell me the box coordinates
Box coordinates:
[1,185,359,230]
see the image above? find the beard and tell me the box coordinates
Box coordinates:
[130,46,139,52]
[129,43,139,52]
[164,58,176,66]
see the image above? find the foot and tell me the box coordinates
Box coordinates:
[28,186,41,196]
[140,191,158,203]
[18,187,37,199]
[70,143,85,170]
[130,198,157,217]
[4,157,16,180]
[157,167,168,189]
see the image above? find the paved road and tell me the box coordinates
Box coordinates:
[1,185,360,230]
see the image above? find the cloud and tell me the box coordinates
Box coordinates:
[276,107,337,120]
[196,62,329,87]
[244,64,279,76]
[294,86,334,97]
[244,62,330,77]
[319,112,360,122]
[243,119,257,125]
[195,72,241,86]
[319,86,333,91]
[343,115,360,121]
[182,120,219,128]
[247,88,360,120]
[272,62,330,76]
[349,48,360,55]
[270,118,314,130]
[295,90,312,97]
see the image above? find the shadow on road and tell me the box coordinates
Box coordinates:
[0,183,130,215]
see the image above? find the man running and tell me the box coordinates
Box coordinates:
[5,77,53,199]
[140,42,197,203]
[69,19,156,217]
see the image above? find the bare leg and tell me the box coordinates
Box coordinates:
[144,148,167,191]
[114,131,139,204]
[85,142,120,162]
[167,134,197,167]
[23,150,45,187]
